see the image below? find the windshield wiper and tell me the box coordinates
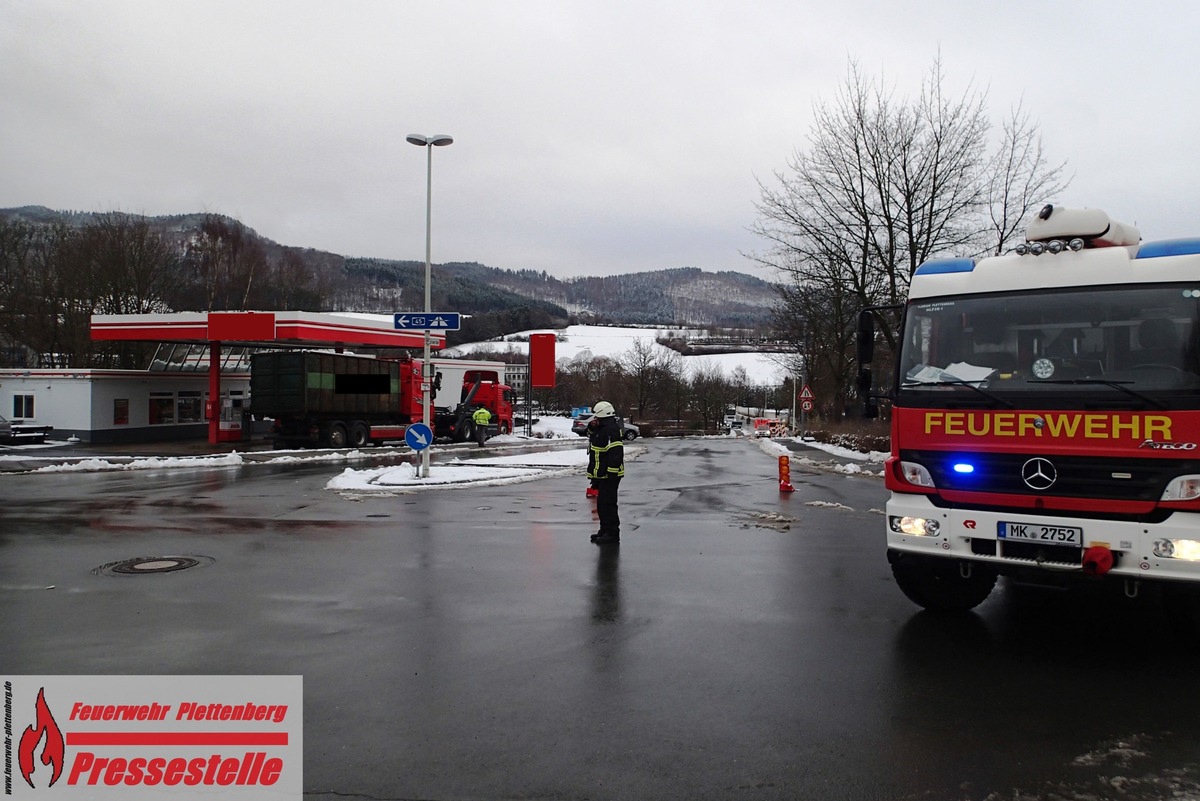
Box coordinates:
[1030,379,1167,409]
[900,380,1015,409]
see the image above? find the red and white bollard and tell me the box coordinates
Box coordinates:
[778,455,795,493]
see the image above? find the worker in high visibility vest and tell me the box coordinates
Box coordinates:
[471,406,491,447]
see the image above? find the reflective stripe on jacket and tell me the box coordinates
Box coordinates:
[586,418,625,479]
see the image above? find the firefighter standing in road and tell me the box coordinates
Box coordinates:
[586,401,624,544]
[472,405,491,447]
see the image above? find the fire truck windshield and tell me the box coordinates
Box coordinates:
[897,283,1200,400]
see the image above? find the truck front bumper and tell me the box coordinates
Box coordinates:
[886,493,1200,584]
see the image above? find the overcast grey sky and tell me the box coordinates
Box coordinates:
[3,1,1197,278]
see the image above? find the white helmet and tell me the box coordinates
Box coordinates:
[592,400,616,418]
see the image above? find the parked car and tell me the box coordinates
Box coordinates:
[571,414,640,441]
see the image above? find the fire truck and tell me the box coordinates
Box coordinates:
[251,351,514,448]
[858,205,1200,612]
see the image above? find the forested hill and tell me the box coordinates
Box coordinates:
[349,259,780,328]
[1,206,780,328]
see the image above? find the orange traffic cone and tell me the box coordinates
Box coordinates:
[778,455,795,493]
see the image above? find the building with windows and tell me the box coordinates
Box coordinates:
[0,366,251,444]
[0,311,440,444]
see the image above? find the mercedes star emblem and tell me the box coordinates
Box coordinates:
[1021,457,1057,491]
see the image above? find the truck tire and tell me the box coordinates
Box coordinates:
[889,553,997,613]
[325,422,348,449]
[459,420,474,443]
[499,420,510,435]
[350,421,371,448]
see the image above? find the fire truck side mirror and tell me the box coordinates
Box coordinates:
[857,367,878,418]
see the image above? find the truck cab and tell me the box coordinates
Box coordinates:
[863,205,1200,613]
[433,369,515,442]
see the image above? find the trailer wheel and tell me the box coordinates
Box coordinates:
[889,553,997,613]
[350,421,371,448]
[325,422,348,449]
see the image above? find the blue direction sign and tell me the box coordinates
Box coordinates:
[394,313,461,331]
[405,422,434,451]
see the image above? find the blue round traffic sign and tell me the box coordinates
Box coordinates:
[405,423,434,451]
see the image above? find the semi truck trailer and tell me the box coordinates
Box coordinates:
[251,351,514,449]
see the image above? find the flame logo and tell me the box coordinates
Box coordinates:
[18,687,65,789]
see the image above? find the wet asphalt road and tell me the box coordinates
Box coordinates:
[4,437,1200,801]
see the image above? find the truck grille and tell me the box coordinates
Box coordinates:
[901,449,1197,503]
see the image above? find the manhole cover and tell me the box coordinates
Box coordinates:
[93,556,209,576]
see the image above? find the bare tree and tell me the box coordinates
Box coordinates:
[689,357,731,430]
[620,338,666,418]
[656,350,689,423]
[750,55,1068,415]
[985,102,1071,255]
[183,216,267,310]
[84,213,181,315]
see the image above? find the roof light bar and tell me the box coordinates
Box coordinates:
[1014,238,1088,257]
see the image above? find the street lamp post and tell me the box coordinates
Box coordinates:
[406,133,453,478]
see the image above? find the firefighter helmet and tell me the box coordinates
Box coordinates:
[592,401,616,418]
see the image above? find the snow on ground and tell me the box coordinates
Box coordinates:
[2,416,889,492]
[1,416,585,481]
[754,434,888,478]
[442,324,790,384]
[326,446,588,493]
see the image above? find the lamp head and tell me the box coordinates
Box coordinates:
[406,134,454,147]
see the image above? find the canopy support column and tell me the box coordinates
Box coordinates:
[208,341,221,445]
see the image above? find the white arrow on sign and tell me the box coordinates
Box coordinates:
[411,429,429,446]
[396,314,410,328]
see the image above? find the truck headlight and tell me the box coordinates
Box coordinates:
[1162,475,1200,501]
[889,516,941,537]
[1153,538,1200,560]
[899,461,936,488]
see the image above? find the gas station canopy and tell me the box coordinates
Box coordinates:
[90,310,444,350]
[89,311,445,444]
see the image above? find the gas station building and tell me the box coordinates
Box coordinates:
[0,311,440,444]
